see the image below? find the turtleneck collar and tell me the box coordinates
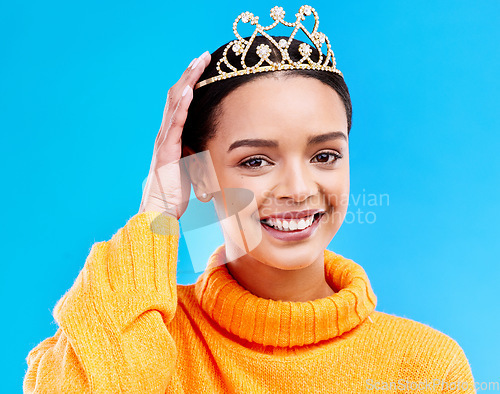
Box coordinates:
[193,245,377,348]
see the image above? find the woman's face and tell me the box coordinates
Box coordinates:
[203,75,350,270]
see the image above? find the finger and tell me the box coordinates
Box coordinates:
[158,52,209,136]
[172,51,211,97]
[156,75,193,148]
[154,104,170,152]
[178,53,202,81]
[155,51,211,152]
[161,84,193,148]
[159,52,209,130]
[184,51,211,88]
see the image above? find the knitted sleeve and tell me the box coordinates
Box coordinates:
[23,211,180,393]
[441,341,476,394]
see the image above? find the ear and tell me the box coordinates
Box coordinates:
[182,145,216,202]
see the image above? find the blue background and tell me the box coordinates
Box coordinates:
[2,0,499,391]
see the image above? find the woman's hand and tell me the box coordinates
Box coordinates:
[139,51,211,219]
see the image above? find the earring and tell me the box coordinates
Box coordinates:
[201,193,207,199]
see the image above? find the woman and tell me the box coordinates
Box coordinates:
[24,5,475,393]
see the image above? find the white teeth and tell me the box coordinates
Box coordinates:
[262,214,318,231]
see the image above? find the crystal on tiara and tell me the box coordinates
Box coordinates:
[232,42,243,54]
[270,6,285,21]
[256,44,271,59]
[194,4,343,89]
[299,43,312,57]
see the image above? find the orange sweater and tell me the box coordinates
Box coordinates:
[24,211,476,393]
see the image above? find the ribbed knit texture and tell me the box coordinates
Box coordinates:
[24,211,476,393]
[194,245,377,348]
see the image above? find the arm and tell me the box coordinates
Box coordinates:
[23,211,180,393]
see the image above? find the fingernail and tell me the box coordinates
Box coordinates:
[201,50,210,58]
[190,57,199,70]
[182,85,191,97]
[191,57,202,70]
[188,57,196,69]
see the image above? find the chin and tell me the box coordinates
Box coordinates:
[259,243,328,271]
[251,225,334,270]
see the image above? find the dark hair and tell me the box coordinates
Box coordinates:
[182,36,352,154]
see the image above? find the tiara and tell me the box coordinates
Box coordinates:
[194,5,342,89]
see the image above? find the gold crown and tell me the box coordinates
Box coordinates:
[194,5,342,89]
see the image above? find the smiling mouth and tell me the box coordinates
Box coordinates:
[260,212,326,232]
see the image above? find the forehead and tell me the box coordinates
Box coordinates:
[214,75,348,144]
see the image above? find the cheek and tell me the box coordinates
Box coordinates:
[323,171,350,214]
[221,174,269,205]
[212,181,265,258]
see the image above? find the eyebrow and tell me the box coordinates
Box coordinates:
[227,131,348,152]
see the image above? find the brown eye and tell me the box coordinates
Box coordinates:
[239,156,272,169]
[315,153,330,163]
[247,158,263,167]
[312,151,342,164]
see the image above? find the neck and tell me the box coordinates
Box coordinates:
[225,251,335,302]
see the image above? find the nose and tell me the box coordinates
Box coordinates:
[273,160,319,203]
